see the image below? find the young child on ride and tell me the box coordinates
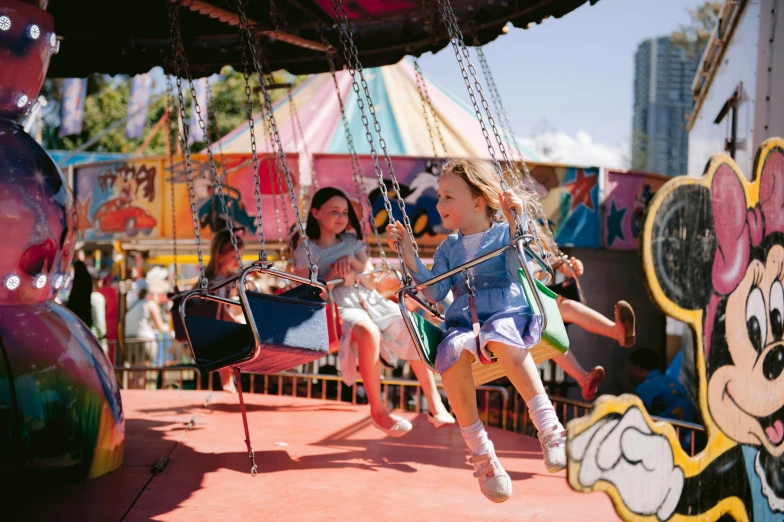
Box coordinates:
[387,159,567,503]
[292,187,454,437]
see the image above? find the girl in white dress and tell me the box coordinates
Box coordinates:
[293,187,453,436]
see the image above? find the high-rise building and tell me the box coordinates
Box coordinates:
[632,37,700,176]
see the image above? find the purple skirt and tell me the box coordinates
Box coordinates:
[435,310,542,374]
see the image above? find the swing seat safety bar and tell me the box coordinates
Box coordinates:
[325,266,403,288]
[397,236,569,385]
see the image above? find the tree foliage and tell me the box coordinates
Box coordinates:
[42,67,298,155]
[671,1,723,58]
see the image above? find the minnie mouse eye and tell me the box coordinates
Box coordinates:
[770,280,783,341]
[746,287,767,353]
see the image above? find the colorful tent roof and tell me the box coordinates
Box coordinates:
[214,59,543,185]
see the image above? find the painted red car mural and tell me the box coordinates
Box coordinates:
[92,197,156,237]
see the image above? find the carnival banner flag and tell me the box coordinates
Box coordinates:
[126,73,153,139]
[188,77,208,145]
[59,78,88,137]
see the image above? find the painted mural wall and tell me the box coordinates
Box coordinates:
[72,154,673,257]
[566,139,784,521]
[314,154,603,249]
[604,170,669,251]
[73,153,299,247]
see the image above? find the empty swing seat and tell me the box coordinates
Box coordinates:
[174,265,338,375]
[236,284,332,374]
[234,264,337,373]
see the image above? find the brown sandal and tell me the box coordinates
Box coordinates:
[614,301,636,348]
[581,366,605,401]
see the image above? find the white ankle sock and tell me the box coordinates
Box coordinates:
[527,394,560,432]
[459,419,491,456]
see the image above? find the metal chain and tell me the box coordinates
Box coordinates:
[262,107,292,259]
[437,0,532,238]
[166,2,207,287]
[253,47,296,249]
[471,35,550,259]
[323,38,389,268]
[235,0,317,278]
[331,0,418,284]
[471,34,552,260]
[168,1,244,282]
[262,121,285,258]
[331,0,417,249]
[412,57,448,157]
[238,23,267,260]
[205,81,224,227]
[206,81,229,184]
[165,73,180,287]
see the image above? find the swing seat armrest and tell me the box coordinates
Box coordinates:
[409,238,526,294]
[326,266,403,287]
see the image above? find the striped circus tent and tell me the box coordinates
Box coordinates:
[213,58,543,185]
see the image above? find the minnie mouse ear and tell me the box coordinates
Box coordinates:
[647,182,716,311]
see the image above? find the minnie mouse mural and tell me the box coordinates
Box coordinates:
[566,139,784,521]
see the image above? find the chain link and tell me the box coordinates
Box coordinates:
[470,32,552,260]
[412,57,447,157]
[165,73,180,287]
[254,48,295,254]
[323,37,389,268]
[235,0,317,278]
[262,103,292,259]
[437,0,534,239]
[167,1,244,285]
[331,0,419,283]
[166,2,207,287]
[238,23,267,260]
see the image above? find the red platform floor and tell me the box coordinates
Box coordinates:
[28,390,619,521]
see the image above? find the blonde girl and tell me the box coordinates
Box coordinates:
[388,159,567,503]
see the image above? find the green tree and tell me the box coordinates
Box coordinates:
[672,1,723,58]
[42,66,299,155]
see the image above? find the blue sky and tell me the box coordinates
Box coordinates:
[418,0,706,152]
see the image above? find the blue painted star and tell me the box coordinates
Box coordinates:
[606,200,627,246]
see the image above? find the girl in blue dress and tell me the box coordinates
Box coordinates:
[388,159,567,504]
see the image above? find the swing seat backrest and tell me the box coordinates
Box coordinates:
[276,282,342,354]
[171,293,219,342]
[178,291,256,372]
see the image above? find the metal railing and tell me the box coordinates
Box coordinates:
[516,394,706,457]
[115,365,202,391]
[109,339,705,456]
[234,371,510,431]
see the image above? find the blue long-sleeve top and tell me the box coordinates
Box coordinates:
[409,222,536,329]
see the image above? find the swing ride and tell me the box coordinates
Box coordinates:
[3,0,628,519]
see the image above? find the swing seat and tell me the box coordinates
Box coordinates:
[234,264,335,374]
[400,239,569,386]
[176,266,338,374]
[471,273,569,385]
